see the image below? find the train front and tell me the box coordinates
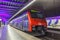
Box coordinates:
[28,10,47,36]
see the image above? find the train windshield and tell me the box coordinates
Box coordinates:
[31,12,44,19]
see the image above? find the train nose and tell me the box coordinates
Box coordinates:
[32,25,47,36]
[32,25,42,31]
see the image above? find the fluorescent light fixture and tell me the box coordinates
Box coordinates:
[9,0,36,21]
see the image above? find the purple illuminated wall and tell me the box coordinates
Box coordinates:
[46,16,60,26]
[0,0,32,24]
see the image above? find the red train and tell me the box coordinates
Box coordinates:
[10,10,47,35]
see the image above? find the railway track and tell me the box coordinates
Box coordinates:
[35,30,60,40]
[25,32,55,40]
[36,36,55,40]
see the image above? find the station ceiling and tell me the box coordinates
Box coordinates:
[0,0,60,22]
[0,0,32,23]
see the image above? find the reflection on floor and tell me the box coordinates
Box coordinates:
[0,25,10,40]
[0,25,40,40]
[0,27,3,39]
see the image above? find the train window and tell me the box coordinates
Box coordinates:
[16,23,18,27]
[30,12,44,19]
[37,13,44,18]
[25,15,28,20]
[23,14,28,20]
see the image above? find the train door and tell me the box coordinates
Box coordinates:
[22,14,29,31]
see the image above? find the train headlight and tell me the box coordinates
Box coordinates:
[38,23,42,25]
